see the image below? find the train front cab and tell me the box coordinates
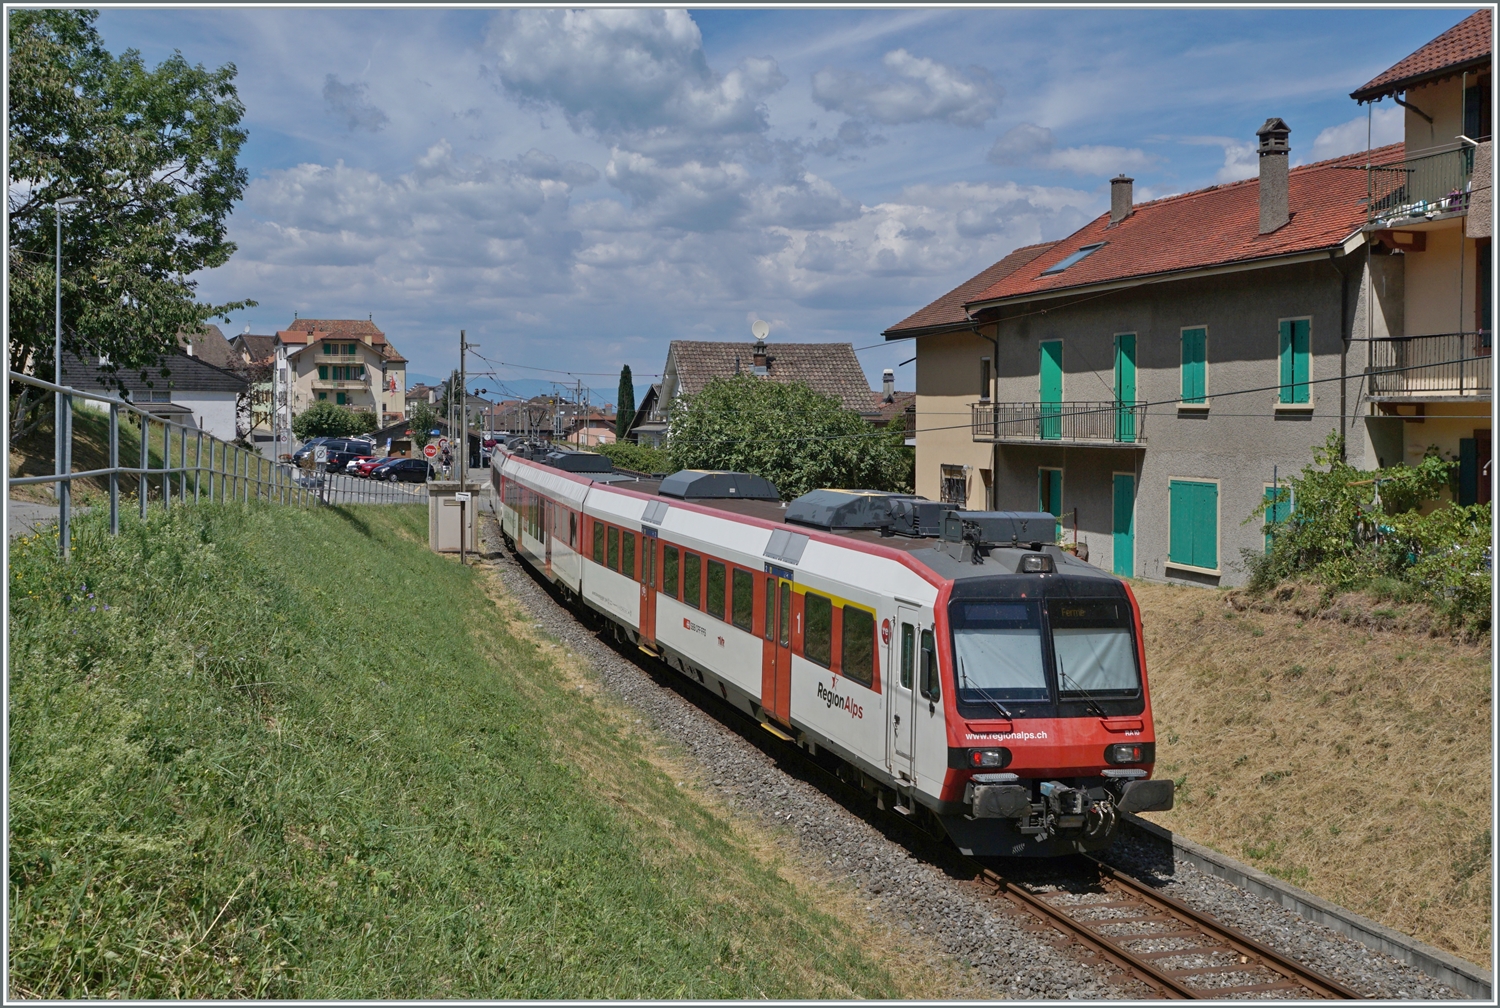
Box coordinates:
[925,564,1173,857]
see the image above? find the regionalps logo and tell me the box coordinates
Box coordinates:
[817,677,863,719]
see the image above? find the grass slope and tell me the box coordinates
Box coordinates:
[1132,580,1491,968]
[9,504,904,998]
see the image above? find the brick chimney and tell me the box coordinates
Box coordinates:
[1256,117,1290,234]
[752,341,768,373]
[882,368,895,402]
[1110,174,1134,225]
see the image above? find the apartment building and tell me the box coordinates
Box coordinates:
[275,317,408,427]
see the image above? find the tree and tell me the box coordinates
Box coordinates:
[667,375,913,499]
[615,365,636,439]
[291,402,376,441]
[408,401,441,449]
[8,9,254,438]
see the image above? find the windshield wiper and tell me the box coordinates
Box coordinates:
[1057,657,1108,717]
[959,657,1015,720]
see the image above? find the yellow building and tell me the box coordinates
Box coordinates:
[276,318,408,427]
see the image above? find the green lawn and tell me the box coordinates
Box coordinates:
[8,503,902,998]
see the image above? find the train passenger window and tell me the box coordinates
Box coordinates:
[900,624,915,690]
[569,512,577,548]
[764,579,776,641]
[919,629,939,701]
[593,521,605,564]
[663,546,679,598]
[778,581,791,648]
[607,526,620,571]
[706,560,726,620]
[683,552,702,609]
[803,592,833,668]
[621,531,635,580]
[732,569,754,631]
[841,606,875,687]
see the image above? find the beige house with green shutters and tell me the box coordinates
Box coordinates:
[276,318,408,428]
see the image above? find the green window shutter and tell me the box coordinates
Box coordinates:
[1039,340,1063,440]
[1279,320,1309,403]
[1263,486,1291,553]
[1169,481,1192,566]
[1039,468,1063,541]
[1181,328,1206,403]
[1170,480,1218,569]
[318,365,328,380]
[1194,482,1218,569]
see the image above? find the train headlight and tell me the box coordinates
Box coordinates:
[1019,553,1054,573]
[967,748,1012,769]
[1104,742,1155,765]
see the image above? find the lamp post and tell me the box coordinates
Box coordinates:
[54,195,85,559]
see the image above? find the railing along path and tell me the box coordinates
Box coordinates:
[9,371,427,559]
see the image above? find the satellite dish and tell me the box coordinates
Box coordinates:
[751,319,770,341]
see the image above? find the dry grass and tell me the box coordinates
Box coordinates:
[1130,579,1492,968]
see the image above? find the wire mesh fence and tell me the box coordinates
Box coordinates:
[8,371,427,559]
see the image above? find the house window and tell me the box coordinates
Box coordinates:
[1168,479,1219,571]
[940,465,966,505]
[1041,242,1106,275]
[1278,319,1310,404]
[128,389,171,403]
[318,392,328,400]
[979,356,991,402]
[803,592,833,668]
[1180,327,1207,404]
[336,393,347,405]
[840,605,875,687]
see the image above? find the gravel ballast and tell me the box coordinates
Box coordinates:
[476,511,1464,1000]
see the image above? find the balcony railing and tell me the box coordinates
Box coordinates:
[311,378,370,390]
[1367,144,1475,226]
[972,401,1147,445]
[1366,331,1491,398]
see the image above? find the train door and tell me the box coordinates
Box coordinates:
[543,499,553,571]
[760,567,794,725]
[639,528,658,643]
[886,608,919,782]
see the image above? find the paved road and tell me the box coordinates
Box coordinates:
[8,498,87,540]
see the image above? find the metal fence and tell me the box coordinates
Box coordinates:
[8,371,427,559]
[1365,332,1492,397]
[971,401,1148,444]
[1367,144,1474,226]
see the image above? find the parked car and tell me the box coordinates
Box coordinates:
[354,456,395,477]
[372,458,433,483]
[345,455,379,475]
[292,437,376,471]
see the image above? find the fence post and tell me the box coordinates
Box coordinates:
[139,416,149,519]
[179,423,188,503]
[163,422,172,513]
[108,401,120,536]
[58,392,73,559]
[195,430,203,503]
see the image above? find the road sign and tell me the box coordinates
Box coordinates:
[424,444,439,459]
[455,492,471,502]
[437,437,449,450]
[313,446,328,463]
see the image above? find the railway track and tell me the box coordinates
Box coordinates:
[979,859,1364,999]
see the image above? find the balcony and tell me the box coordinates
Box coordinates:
[1366,331,1491,400]
[972,401,1147,446]
[1366,144,1474,227]
[311,378,370,391]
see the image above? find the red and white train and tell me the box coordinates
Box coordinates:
[492,447,1173,857]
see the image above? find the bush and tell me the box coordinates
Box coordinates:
[589,439,670,475]
[666,375,912,499]
[1247,432,1490,632]
[290,402,377,440]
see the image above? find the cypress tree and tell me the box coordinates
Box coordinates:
[615,365,636,439]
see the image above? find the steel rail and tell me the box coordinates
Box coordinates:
[977,860,1364,999]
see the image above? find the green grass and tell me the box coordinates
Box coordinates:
[9,503,901,998]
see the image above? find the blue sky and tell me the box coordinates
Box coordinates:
[95,5,1476,404]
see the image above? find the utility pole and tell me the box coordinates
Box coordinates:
[458,331,467,493]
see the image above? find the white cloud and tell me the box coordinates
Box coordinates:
[988,123,1157,175]
[485,8,785,160]
[1179,135,1261,183]
[1306,106,1403,163]
[811,48,999,127]
[322,75,388,133]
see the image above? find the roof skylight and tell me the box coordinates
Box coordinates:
[1041,242,1107,275]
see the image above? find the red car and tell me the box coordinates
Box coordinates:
[353,456,394,477]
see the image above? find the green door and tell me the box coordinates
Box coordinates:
[1038,468,1063,542]
[1114,334,1136,442]
[1113,474,1135,576]
[1040,340,1062,440]
[1263,486,1291,553]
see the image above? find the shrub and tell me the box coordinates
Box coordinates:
[291,402,377,440]
[1247,432,1490,632]
[589,439,670,475]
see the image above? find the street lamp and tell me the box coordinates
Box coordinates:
[54,195,84,559]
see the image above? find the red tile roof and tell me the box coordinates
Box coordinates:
[280,318,407,363]
[882,241,1060,337]
[667,340,875,413]
[965,144,1400,310]
[1351,10,1491,102]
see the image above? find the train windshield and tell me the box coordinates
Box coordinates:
[949,601,1049,703]
[1048,599,1140,698]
